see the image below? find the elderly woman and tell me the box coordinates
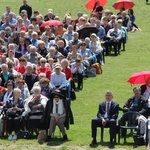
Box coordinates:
[39,77,52,99]
[37,40,48,58]
[22,86,48,131]
[61,59,73,100]
[17,79,30,101]
[41,90,74,141]
[71,58,84,90]
[0,64,14,87]
[0,80,15,106]
[89,33,104,65]
[5,88,24,140]
[67,45,82,64]
[37,58,52,79]
[50,63,66,97]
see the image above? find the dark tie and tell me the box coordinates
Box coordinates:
[56,104,58,114]
[107,102,110,116]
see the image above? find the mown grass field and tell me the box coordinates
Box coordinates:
[0,0,150,149]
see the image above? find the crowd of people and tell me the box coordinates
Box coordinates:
[0,0,146,148]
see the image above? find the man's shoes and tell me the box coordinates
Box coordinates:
[89,139,97,147]
[62,134,68,141]
[109,141,114,148]
[45,136,51,142]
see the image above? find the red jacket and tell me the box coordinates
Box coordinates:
[62,67,73,81]
[14,66,26,74]
[37,66,52,79]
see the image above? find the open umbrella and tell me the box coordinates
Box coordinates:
[40,20,63,28]
[85,0,107,10]
[77,26,99,39]
[113,0,135,10]
[127,71,150,85]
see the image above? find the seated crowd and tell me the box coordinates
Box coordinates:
[0,1,145,148]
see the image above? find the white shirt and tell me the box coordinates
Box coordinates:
[50,72,66,89]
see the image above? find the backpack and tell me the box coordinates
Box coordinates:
[91,63,103,74]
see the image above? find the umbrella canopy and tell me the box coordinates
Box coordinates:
[40,20,63,28]
[77,26,99,39]
[85,0,107,10]
[127,71,150,85]
[113,0,135,10]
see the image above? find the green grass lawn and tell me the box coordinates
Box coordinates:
[0,0,150,149]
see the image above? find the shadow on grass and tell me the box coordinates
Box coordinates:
[46,137,70,146]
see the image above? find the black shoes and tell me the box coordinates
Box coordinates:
[109,142,114,148]
[89,139,97,147]
[62,134,68,141]
[45,136,51,142]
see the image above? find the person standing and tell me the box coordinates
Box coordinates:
[90,91,119,148]
[146,0,149,5]
[19,0,32,19]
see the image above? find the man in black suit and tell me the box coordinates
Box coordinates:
[19,0,32,19]
[90,91,119,148]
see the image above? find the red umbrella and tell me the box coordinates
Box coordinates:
[127,71,150,85]
[113,0,135,10]
[85,0,107,10]
[40,20,63,28]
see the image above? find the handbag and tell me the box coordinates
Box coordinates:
[6,109,21,118]
[71,90,76,100]
[17,131,32,139]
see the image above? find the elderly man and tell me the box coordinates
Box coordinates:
[90,91,119,148]
[78,41,95,66]
[23,64,38,91]
[27,45,41,65]
[63,25,74,42]
[120,87,148,136]
[122,87,147,115]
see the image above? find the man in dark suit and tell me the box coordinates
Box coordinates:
[90,90,119,148]
[19,0,32,19]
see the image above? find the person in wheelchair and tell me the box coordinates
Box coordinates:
[22,86,48,132]
[41,89,74,141]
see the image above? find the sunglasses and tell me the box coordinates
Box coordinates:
[54,96,59,98]
[7,84,13,86]
[41,62,46,63]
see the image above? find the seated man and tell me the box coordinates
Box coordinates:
[122,87,147,116]
[90,90,119,148]
[120,87,148,135]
